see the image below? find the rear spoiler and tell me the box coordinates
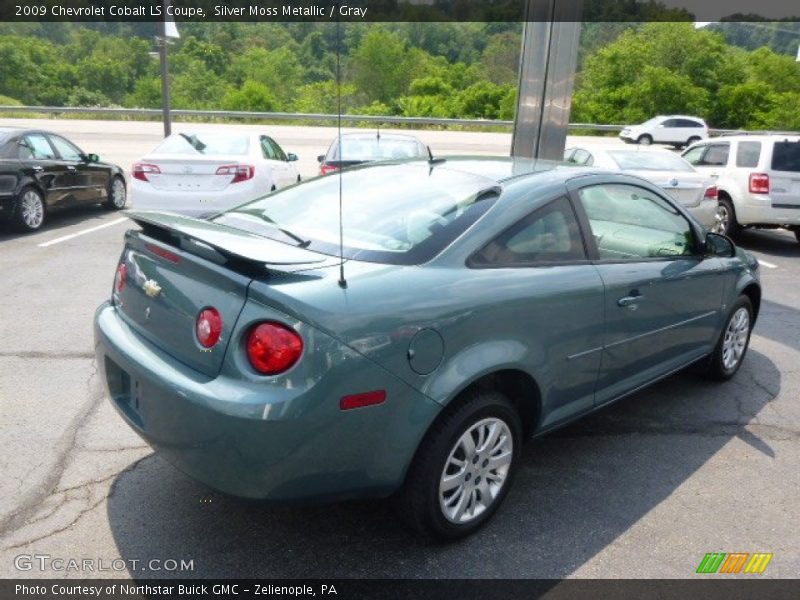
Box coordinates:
[126,210,340,276]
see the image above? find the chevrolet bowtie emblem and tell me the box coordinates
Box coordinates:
[143,279,162,298]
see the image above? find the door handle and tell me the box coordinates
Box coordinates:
[33,165,44,172]
[618,293,645,307]
[66,165,77,172]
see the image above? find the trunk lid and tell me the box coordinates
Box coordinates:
[139,154,248,191]
[627,169,709,208]
[114,211,338,377]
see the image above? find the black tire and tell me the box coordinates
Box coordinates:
[297,174,301,183]
[686,136,701,147]
[395,389,522,540]
[716,197,741,238]
[794,229,800,245]
[14,186,46,232]
[637,134,653,145]
[105,176,127,210]
[704,295,753,381]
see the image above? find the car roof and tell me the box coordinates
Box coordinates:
[696,134,800,143]
[336,132,422,142]
[655,115,705,120]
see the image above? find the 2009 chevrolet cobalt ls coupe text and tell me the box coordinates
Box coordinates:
[95,158,760,539]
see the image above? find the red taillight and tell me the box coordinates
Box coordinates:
[320,164,338,176]
[704,185,718,200]
[132,163,160,182]
[340,390,387,411]
[145,242,181,264]
[115,262,127,294]
[216,164,255,183]
[196,308,222,348]
[246,322,303,375]
[749,173,769,194]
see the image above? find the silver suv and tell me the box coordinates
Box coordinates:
[682,135,800,243]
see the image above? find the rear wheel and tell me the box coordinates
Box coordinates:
[395,389,521,540]
[14,186,46,232]
[715,197,741,238]
[637,134,653,146]
[105,176,126,210]
[704,295,753,380]
[794,229,800,245]
[686,136,701,147]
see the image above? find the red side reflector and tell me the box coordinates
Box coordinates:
[145,243,181,264]
[704,185,718,200]
[340,390,386,411]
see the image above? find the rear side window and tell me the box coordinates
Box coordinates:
[470,196,586,267]
[678,119,704,128]
[736,141,762,168]
[19,134,55,160]
[771,141,800,173]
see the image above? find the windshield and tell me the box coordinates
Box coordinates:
[332,137,425,162]
[213,164,498,265]
[609,151,693,172]
[639,117,661,127]
[154,133,249,156]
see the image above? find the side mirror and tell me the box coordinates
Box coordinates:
[317,154,325,163]
[86,153,99,162]
[704,232,735,258]
[287,153,298,162]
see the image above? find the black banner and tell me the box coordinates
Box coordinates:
[1,0,799,23]
[3,579,800,600]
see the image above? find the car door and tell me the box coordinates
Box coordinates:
[260,136,293,188]
[688,142,731,182]
[469,195,605,429]
[48,134,107,204]
[17,133,71,208]
[656,118,681,143]
[568,177,725,405]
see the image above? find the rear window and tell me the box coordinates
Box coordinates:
[214,164,498,265]
[736,141,761,168]
[154,133,249,156]
[608,151,692,172]
[771,141,800,172]
[332,137,425,161]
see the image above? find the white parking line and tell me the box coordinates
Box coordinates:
[758,259,778,269]
[37,217,128,248]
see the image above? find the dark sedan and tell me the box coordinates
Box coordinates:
[0,127,126,232]
[317,132,428,175]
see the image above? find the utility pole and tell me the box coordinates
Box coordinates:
[158,0,178,137]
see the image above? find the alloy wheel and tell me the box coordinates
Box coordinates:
[439,417,513,524]
[21,190,44,229]
[722,307,750,371]
[713,203,729,235]
[111,178,126,208]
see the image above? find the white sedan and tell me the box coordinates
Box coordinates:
[564,146,720,230]
[131,132,300,216]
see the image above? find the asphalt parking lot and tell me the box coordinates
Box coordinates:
[0,119,798,579]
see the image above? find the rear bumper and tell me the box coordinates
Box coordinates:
[130,180,266,217]
[735,194,800,226]
[94,301,440,501]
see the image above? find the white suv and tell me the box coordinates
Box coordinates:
[619,116,709,147]
[682,135,800,243]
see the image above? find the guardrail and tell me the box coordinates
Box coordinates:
[0,105,797,136]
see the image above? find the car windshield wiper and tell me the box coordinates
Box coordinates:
[236,210,311,248]
[179,134,207,154]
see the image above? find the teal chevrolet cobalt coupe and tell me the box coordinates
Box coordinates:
[95,158,760,539]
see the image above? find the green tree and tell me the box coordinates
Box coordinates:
[221,80,277,112]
